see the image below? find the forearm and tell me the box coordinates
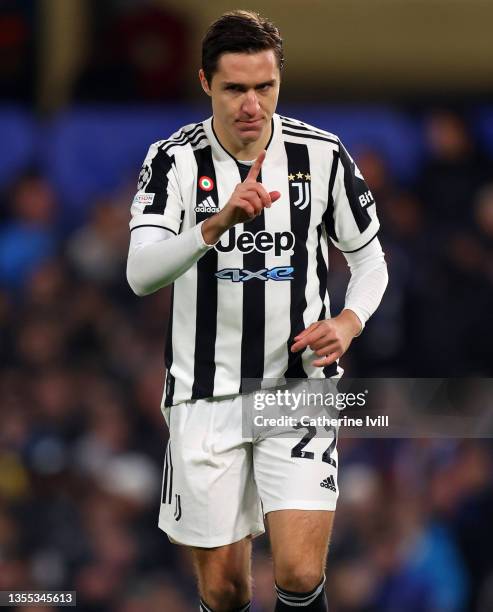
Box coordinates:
[341,238,389,335]
[344,262,388,330]
[126,222,213,296]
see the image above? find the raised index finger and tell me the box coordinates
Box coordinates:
[245,150,266,182]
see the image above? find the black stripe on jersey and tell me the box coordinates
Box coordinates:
[164,285,175,407]
[316,224,327,320]
[237,162,265,393]
[191,146,218,400]
[186,137,210,154]
[315,225,337,377]
[279,115,323,128]
[279,115,329,134]
[164,123,203,145]
[284,141,311,379]
[162,443,169,504]
[338,143,372,233]
[163,132,207,154]
[323,149,340,242]
[164,370,175,407]
[282,129,339,145]
[141,150,175,215]
[280,120,338,145]
[160,124,205,152]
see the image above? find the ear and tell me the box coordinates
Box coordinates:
[198,69,211,96]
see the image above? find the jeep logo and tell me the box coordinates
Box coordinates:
[215,229,295,257]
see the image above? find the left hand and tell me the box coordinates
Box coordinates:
[290,310,362,367]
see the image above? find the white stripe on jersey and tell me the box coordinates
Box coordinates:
[301,143,328,376]
[129,114,380,406]
[213,157,244,397]
[171,260,198,403]
[167,138,211,403]
[262,135,293,381]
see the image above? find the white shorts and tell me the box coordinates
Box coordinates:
[159,393,339,548]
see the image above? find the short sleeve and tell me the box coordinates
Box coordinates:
[129,142,184,235]
[323,139,380,253]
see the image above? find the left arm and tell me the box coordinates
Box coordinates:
[292,136,389,367]
[291,236,388,367]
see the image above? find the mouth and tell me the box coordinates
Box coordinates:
[236,118,264,130]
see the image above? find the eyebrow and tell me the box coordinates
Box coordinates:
[222,79,276,90]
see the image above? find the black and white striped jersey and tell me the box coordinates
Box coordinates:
[129,113,380,407]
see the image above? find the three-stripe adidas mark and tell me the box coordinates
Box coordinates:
[195,196,220,213]
[320,475,336,492]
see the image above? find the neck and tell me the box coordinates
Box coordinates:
[212,118,272,161]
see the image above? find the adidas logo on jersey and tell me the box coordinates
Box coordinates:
[195,196,220,213]
[320,475,336,492]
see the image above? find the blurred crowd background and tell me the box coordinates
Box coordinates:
[1,1,493,611]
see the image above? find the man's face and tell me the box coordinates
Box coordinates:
[200,49,280,146]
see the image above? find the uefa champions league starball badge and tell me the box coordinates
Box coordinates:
[138,164,152,190]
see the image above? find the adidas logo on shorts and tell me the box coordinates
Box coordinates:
[195,196,220,213]
[320,475,336,492]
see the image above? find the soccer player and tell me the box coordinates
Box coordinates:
[127,10,388,612]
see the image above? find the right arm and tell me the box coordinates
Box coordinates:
[127,222,213,296]
[127,150,280,296]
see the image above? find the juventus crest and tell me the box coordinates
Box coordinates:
[288,171,311,211]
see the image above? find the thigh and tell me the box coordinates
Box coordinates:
[159,397,264,548]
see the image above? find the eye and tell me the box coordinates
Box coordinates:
[257,84,272,91]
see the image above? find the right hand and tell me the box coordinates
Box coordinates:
[201,150,281,245]
[218,150,281,227]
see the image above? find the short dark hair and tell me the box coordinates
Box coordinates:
[201,10,284,84]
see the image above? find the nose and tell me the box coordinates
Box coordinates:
[241,90,260,116]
